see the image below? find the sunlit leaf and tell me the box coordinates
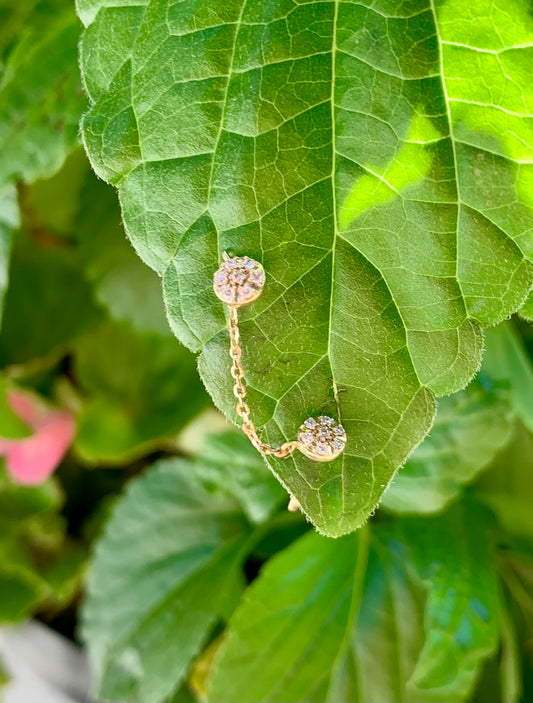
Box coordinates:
[519,290,533,321]
[78,0,533,535]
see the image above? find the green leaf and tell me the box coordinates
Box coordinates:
[73,319,209,462]
[0,468,72,622]
[196,432,286,524]
[0,378,31,439]
[208,505,499,703]
[41,544,86,608]
[209,530,362,703]
[500,605,522,703]
[0,229,102,366]
[476,423,533,540]
[82,456,252,703]
[383,377,514,514]
[78,0,533,535]
[0,0,85,185]
[483,322,533,434]
[0,569,48,622]
[0,483,63,528]
[0,183,16,324]
[519,289,533,321]
[401,504,501,697]
[0,0,87,331]
[74,160,172,335]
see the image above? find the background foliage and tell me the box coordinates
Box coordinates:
[0,0,532,702]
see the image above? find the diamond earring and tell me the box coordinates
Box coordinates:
[213,252,346,462]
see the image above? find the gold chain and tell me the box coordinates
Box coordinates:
[228,305,298,458]
[215,253,347,467]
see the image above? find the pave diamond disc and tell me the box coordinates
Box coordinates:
[213,256,265,307]
[297,415,347,461]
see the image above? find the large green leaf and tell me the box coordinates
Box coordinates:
[78,0,533,535]
[82,455,253,702]
[210,530,363,703]
[208,505,500,703]
[519,289,533,321]
[383,376,514,514]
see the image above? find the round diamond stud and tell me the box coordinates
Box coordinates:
[297,415,346,462]
[213,255,265,307]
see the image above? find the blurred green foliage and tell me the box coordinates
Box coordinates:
[0,0,531,702]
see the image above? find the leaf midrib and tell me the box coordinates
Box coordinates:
[328,0,344,515]
[205,0,247,260]
[428,0,465,314]
[325,525,370,702]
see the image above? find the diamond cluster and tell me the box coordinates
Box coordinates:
[213,256,265,307]
[298,416,347,461]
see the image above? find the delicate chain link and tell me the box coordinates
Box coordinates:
[228,305,298,458]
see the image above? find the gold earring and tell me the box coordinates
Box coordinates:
[213,253,346,462]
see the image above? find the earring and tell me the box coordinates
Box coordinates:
[213,253,347,462]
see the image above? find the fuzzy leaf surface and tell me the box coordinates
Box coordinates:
[208,505,500,702]
[79,0,533,535]
[82,456,252,702]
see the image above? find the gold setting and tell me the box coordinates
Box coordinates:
[213,255,265,307]
[297,416,347,461]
